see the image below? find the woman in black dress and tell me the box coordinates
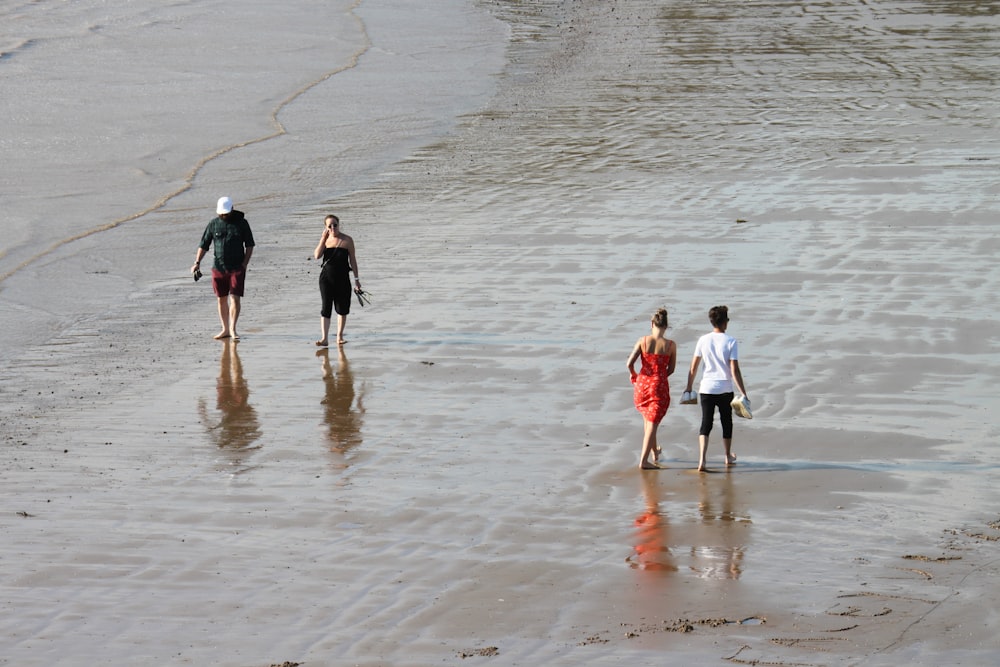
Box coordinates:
[313,214,361,346]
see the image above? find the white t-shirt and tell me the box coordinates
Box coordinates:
[695,331,739,395]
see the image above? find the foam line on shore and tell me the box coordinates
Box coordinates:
[0,1,370,285]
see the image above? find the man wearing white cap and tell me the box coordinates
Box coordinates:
[192,196,256,340]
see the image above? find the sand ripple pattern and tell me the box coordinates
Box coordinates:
[362,0,998,442]
[1,1,999,665]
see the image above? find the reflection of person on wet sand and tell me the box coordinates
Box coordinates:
[690,474,747,580]
[319,347,364,455]
[628,471,677,572]
[196,339,261,454]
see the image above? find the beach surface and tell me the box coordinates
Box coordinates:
[2,1,999,665]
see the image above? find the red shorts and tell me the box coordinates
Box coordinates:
[211,268,246,298]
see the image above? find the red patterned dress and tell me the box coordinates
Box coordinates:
[632,345,672,424]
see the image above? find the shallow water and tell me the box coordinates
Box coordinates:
[2,0,999,665]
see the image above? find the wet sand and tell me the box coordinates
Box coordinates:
[2,1,1000,665]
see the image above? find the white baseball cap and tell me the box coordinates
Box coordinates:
[216,196,233,214]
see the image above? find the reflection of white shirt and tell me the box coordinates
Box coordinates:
[695,332,739,395]
[688,545,744,580]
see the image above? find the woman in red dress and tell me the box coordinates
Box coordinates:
[627,308,677,469]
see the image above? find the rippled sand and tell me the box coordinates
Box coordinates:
[2,1,999,665]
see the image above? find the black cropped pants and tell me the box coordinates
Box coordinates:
[319,267,351,318]
[699,392,734,439]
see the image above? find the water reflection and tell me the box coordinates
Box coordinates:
[196,339,262,471]
[628,472,750,580]
[690,474,748,580]
[318,347,364,460]
[628,472,677,573]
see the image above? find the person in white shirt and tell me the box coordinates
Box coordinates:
[684,305,749,471]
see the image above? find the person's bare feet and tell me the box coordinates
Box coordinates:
[726,453,737,466]
[231,331,240,341]
[337,338,346,346]
[315,339,328,347]
[214,331,231,340]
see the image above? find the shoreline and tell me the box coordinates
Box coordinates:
[0,0,507,364]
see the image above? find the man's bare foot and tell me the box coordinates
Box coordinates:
[726,454,737,466]
[337,338,346,346]
[697,465,708,472]
[231,332,240,341]
[641,464,661,470]
[214,331,231,340]
[316,340,328,347]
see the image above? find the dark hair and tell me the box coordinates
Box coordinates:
[651,307,669,329]
[709,305,729,328]
[325,214,340,225]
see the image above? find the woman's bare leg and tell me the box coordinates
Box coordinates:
[723,438,736,465]
[316,316,330,346]
[640,420,660,469]
[336,314,347,345]
[698,435,710,472]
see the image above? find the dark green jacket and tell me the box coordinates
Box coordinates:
[199,210,255,272]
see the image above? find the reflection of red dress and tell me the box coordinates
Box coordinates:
[633,351,671,423]
[632,511,676,571]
